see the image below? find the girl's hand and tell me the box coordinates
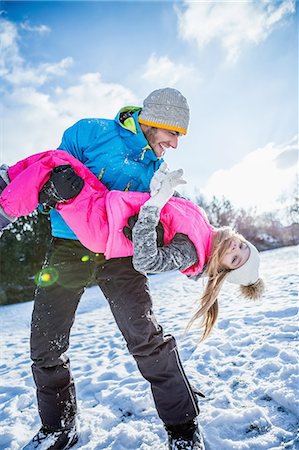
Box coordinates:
[146,166,186,209]
[149,163,169,197]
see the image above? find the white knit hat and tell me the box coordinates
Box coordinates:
[138,87,190,135]
[226,241,260,286]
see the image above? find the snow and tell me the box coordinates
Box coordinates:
[0,245,298,450]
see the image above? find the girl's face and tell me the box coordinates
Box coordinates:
[220,237,250,270]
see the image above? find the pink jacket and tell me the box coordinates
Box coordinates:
[1,150,214,276]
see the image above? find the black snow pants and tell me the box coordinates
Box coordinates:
[30,238,199,430]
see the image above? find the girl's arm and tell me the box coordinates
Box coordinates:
[132,204,198,273]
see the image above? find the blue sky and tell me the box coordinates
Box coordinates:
[1,0,298,213]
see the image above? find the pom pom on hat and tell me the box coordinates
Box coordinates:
[226,241,263,290]
[138,87,190,135]
[240,278,265,299]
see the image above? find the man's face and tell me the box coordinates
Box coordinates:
[141,126,181,158]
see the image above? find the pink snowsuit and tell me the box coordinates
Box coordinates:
[0,150,214,276]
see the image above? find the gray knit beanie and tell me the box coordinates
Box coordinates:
[138,87,190,135]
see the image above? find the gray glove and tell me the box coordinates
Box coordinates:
[146,164,187,209]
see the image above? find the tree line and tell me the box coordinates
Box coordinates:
[0,194,298,305]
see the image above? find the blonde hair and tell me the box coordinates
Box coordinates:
[187,227,246,341]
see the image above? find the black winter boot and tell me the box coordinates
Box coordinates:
[166,419,205,450]
[22,425,79,450]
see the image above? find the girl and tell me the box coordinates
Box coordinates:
[129,166,265,341]
[0,150,265,342]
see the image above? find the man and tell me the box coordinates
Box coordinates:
[18,87,204,450]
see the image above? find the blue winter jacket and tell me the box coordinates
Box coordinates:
[50,108,163,239]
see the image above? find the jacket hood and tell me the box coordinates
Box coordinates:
[114,108,161,164]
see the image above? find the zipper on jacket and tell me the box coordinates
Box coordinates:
[141,144,152,160]
[140,145,150,161]
[98,168,105,181]
[172,346,200,417]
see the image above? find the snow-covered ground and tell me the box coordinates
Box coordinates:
[0,245,298,450]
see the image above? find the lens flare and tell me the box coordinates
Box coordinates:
[35,267,59,287]
[81,255,90,262]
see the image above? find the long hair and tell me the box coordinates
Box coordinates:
[187,227,245,341]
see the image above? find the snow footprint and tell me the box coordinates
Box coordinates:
[251,342,279,359]
[263,307,297,318]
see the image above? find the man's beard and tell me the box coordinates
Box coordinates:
[143,127,157,149]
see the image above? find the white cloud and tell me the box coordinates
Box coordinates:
[0,17,73,86]
[20,20,50,34]
[54,72,137,119]
[141,53,198,85]
[203,136,298,212]
[1,18,137,164]
[0,17,23,77]
[2,73,137,163]
[8,57,74,86]
[177,0,295,63]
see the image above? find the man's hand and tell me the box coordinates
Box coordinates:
[39,165,84,209]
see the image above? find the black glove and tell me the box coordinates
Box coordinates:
[39,165,84,209]
[123,214,165,247]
